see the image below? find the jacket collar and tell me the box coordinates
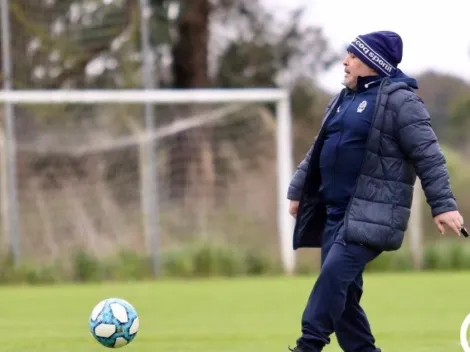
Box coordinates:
[346,75,384,95]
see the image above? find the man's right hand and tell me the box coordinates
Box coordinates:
[289,200,300,218]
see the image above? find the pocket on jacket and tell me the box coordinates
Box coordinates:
[391,204,411,231]
[294,195,326,248]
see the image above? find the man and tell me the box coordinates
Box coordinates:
[287,31,465,352]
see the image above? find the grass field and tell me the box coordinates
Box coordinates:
[1,272,469,351]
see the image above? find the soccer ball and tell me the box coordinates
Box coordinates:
[89,298,140,348]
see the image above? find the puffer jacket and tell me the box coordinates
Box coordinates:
[288,74,458,251]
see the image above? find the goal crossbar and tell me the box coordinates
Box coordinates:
[0,88,288,104]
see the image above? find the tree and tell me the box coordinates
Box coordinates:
[165,0,212,203]
[150,0,339,202]
[8,0,340,209]
[447,91,470,154]
[414,70,470,139]
[5,0,137,90]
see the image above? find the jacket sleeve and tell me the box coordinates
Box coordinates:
[396,95,458,217]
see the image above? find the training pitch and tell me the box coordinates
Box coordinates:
[0,272,469,351]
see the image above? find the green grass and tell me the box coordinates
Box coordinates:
[0,272,469,351]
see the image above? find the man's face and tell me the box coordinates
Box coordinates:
[342,52,378,89]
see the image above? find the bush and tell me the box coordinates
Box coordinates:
[161,242,246,277]
[0,252,65,285]
[0,240,281,284]
[423,241,470,270]
[161,241,279,278]
[366,249,415,272]
[1,239,470,285]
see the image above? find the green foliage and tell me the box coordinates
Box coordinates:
[71,250,102,282]
[0,252,64,285]
[367,241,470,272]
[423,241,470,270]
[2,239,470,285]
[445,90,470,150]
[161,241,278,278]
[366,249,415,272]
[414,71,470,140]
[0,241,280,285]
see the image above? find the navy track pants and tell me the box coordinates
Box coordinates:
[296,216,382,352]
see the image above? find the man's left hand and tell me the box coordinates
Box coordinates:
[433,210,465,236]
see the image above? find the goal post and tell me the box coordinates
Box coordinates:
[0,88,297,275]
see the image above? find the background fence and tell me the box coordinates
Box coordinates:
[0,87,295,277]
[2,0,467,281]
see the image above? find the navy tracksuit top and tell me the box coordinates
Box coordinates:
[319,76,383,218]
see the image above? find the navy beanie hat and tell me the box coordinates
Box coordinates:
[347,31,403,77]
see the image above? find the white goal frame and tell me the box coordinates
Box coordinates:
[0,88,297,275]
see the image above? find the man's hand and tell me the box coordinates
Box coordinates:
[289,200,300,218]
[434,210,465,236]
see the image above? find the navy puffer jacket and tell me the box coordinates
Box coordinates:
[288,74,458,251]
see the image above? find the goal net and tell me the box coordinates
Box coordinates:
[0,89,296,274]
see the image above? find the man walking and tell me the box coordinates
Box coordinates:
[287,31,465,352]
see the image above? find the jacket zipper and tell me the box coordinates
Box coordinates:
[342,78,390,241]
[333,93,356,194]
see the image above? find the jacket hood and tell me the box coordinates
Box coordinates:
[389,69,418,89]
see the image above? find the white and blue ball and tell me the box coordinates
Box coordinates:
[89,298,140,348]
